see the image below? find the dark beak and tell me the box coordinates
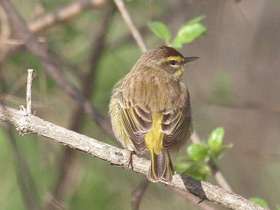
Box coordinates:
[184,57,199,64]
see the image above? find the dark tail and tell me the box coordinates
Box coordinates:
[147,149,173,183]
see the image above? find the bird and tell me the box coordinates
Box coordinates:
[109,45,198,183]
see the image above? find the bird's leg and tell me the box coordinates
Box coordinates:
[124,149,135,170]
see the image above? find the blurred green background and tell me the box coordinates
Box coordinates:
[0,0,280,209]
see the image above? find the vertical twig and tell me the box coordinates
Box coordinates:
[26,69,34,115]
[113,0,147,52]
[213,169,232,192]
[131,177,149,210]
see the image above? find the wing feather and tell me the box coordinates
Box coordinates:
[110,85,152,153]
[161,91,192,150]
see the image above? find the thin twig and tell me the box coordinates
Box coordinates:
[131,177,149,210]
[0,105,268,210]
[214,171,232,192]
[113,0,147,52]
[26,69,34,115]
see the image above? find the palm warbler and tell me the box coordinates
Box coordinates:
[109,46,198,183]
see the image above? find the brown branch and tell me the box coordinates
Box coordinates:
[0,105,268,210]
[0,0,113,138]
[113,0,147,52]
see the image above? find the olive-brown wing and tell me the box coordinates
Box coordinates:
[161,99,192,150]
[118,94,153,153]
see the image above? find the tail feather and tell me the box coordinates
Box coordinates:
[147,149,173,183]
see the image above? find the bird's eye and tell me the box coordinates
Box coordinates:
[168,60,177,66]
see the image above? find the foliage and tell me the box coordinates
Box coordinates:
[174,127,233,180]
[148,16,206,48]
[250,197,269,208]
[250,197,280,210]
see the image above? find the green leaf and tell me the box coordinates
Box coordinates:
[171,15,206,48]
[208,127,225,150]
[170,42,183,49]
[187,143,209,161]
[210,143,233,164]
[176,156,191,161]
[250,197,269,208]
[182,163,210,180]
[187,15,206,25]
[148,21,171,43]
[173,162,191,173]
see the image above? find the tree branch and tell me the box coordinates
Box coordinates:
[29,0,107,33]
[0,106,267,210]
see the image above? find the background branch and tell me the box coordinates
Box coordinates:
[131,177,149,210]
[0,0,107,62]
[0,0,113,137]
[28,0,107,33]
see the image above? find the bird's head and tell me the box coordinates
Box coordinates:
[140,46,199,81]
